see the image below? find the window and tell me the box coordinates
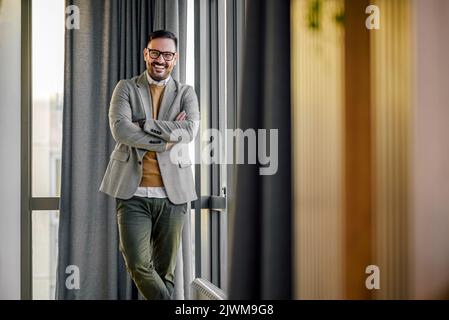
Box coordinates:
[186,0,197,282]
[31,0,65,300]
[193,0,246,295]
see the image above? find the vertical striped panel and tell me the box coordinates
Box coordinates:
[343,0,373,299]
[370,0,412,299]
[292,0,345,299]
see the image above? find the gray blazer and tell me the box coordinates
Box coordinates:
[99,72,200,204]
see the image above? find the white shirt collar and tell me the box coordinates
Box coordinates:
[146,71,171,86]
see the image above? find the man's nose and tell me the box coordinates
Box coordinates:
[155,54,165,64]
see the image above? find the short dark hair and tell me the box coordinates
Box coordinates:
[147,30,178,50]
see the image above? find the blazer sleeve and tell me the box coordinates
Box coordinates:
[109,80,167,152]
[142,86,200,143]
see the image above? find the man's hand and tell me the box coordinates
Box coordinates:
[165,142,175,151]
[176,111,187,121]
[138,119,146,129]
[132,120,145,129]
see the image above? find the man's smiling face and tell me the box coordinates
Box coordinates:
[144,37,178,81]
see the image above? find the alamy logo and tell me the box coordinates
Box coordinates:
[366,5,380,30]
[169,128,279,176]
[65,265,80,290]
[365,265,380,290]
[66,5,80,30]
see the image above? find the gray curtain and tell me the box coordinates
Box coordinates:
[229,0,292,299]
[57,0,191,300]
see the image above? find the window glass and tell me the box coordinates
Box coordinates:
[32,211,59,300]
[32,0,65,197]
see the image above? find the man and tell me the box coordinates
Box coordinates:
[100,30,199,300]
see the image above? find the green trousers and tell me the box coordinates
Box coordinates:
[116,196,187,300]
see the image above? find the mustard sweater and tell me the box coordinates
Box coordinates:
[139,84,165,187]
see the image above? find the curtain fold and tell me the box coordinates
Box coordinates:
[229,0,292,299]
[57,0,190,300]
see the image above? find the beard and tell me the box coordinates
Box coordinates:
[148,61,171,81]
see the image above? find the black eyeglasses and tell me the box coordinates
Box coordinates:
[147,49,176,61]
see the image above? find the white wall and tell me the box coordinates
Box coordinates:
[0,0,22,300]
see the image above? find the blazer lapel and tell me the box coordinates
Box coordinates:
[158,77,177,120]
[136,72,152,121]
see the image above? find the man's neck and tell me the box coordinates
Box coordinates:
[146,71,170,86]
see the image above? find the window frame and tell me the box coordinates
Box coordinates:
[21,0,33,300]
[193,0,245,294]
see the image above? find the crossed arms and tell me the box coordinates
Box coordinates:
[109,80,200,153]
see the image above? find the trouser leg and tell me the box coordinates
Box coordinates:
[116,196,170,300]
[152,199,187,298]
